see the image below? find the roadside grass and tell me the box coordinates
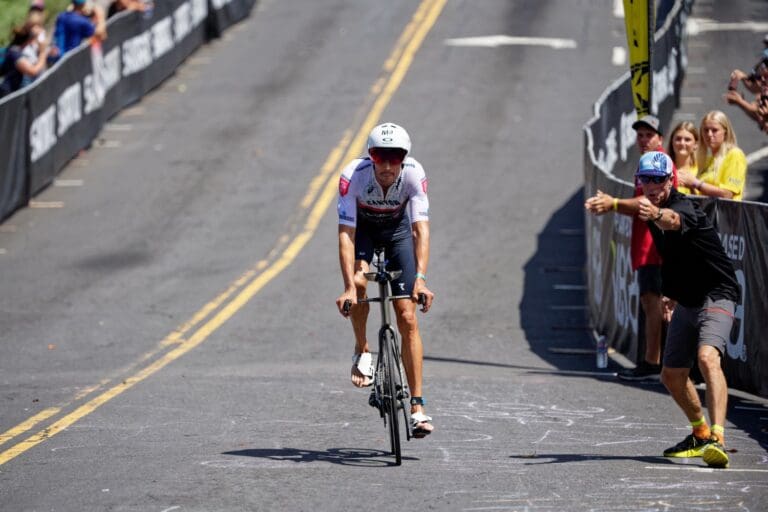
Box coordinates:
[1,0,72,47]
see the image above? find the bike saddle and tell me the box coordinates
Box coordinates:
[364,270,402,282]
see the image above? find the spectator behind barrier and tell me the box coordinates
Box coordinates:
[108,0,151,19]
[668,121,700,195]
[24,4,60,76]
[694,111,747,200]
[725,47,768,134]
[0,21,51,98]
[54,0,106,55]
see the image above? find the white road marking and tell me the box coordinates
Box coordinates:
[121,105,145,116]
[104,123,133,132]
[687,18,768,36]
[93,139,121,148]
[613,0,624,18]
[28,201,64,208]
[444,35,577,49]
[746,146,768,165]
[53,179,84,187]
[612,46,626,66]
[646,465,768,473]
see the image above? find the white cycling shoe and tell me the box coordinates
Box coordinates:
[351,352,374,387]
[410,411,434,438]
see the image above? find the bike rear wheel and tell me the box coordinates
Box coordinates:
[380,327,402,465]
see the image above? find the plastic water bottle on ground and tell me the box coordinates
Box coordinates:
[596,336,608,369]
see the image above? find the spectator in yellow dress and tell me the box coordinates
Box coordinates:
[692,111,747,201]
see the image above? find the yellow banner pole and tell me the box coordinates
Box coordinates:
[623,0,655,116]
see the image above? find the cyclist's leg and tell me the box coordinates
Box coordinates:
[350,230,373,387]
[387,237,431,415]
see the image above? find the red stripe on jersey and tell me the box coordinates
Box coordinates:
[339,177,350,197]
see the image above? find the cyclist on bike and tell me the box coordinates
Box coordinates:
[335,122,435,437]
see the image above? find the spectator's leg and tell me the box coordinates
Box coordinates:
[640,292,663,365]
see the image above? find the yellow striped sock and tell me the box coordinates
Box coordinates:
[711,424,725,444]
[691,417,710,440]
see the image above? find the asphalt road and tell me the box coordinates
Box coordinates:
[1,1,767,511]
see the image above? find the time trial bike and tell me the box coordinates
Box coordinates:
[344,246,424,466]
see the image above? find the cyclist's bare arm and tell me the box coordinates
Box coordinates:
[336,225,357,316]
[412,220,434,312]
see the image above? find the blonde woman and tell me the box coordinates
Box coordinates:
[668,121,699,195]
[693,111,747,200]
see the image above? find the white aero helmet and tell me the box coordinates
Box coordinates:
[367,123,411,155]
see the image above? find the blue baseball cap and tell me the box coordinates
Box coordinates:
[636,151,673,177]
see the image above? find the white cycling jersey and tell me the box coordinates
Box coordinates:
[337,157,429,232]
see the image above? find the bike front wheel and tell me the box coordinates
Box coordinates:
[380,327,402,465]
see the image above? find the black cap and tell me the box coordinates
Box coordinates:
[632,114,662,135]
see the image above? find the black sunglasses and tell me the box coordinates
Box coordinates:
[637,175,669,184]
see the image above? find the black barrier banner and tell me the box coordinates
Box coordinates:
[207,0,256,37]
[26,45,99,195]
[584,161,638,359]
[0,90,29,220]
[711,200,768,396]
[26,56,66,195]
[99,10,145,120]
[140,0,209,92]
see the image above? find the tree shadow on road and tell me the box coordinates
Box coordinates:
[508,453,680,466]
[222,447,416,467]
[518,187,597,371]
[423,354,619,380]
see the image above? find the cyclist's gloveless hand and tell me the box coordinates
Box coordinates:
[413,281,434,313]
[336,290,357,318]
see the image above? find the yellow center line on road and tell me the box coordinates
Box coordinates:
[0,0,447,467]
[0,408,60,448]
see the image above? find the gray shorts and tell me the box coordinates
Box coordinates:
[663,297,735,368]
[637,264,662,296]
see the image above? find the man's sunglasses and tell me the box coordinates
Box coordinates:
[369,148,407,165]
[637,175,669,184]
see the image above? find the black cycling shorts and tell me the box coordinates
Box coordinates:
[354,231,416,296]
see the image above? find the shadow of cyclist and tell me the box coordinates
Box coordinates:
[222,447,417,467]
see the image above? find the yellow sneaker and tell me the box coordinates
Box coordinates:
[702,439,729,468]
[663,434,711,458]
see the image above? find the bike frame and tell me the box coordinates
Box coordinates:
[361,247,413,463]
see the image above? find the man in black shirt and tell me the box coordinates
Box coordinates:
[634,151,739,468]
